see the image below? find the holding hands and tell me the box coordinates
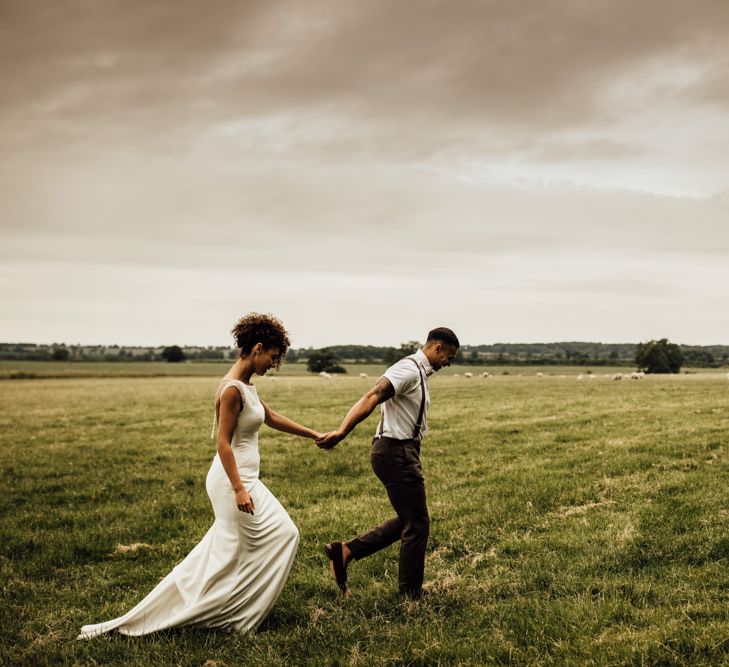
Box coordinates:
[314,378,391,450]
[316,431,344,450]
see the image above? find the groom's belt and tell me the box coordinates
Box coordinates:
[372,435,421,454]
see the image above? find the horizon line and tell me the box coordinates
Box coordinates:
[3,340,728,349]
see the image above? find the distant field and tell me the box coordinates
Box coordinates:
[2,359,724,380]
[0,360,234,379]
[2,372,729,664]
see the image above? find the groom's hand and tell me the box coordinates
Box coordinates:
[316,431,344,450]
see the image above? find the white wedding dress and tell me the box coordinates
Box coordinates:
[78,379,299,638]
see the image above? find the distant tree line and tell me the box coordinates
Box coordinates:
[0,343,237,362]
[301,339,706,374]
[2,341,728,369]
[298,342,728,369]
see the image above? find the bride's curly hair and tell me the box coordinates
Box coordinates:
[231,313,290,369]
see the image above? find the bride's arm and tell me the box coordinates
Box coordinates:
[262,401,322,440]
[217,387,255,514]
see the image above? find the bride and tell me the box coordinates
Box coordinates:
[78,313,322,637]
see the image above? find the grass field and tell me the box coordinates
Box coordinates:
[2,369,729,665]
[1,359,703,380]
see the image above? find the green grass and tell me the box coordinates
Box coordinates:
[0,360,236,379]
[2,371,729,665]
[0,359,691,381]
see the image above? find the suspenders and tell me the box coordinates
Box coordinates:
[378,357,427,440]
[409,358,427,440]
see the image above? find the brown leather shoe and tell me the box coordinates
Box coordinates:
[324,542,347,594]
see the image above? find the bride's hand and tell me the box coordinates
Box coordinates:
[235,487,255,514]
[316,431,344,450]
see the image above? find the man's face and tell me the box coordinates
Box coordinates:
[430,343,458,371]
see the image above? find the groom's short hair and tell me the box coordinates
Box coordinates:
[426,327,460,349]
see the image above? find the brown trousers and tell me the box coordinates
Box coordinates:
[346,436,429,595]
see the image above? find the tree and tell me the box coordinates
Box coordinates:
[683,349,716,368]
[635,338,683,374]
[51,346,69,361]
[162,345,186,363]
[383,341,420,364]
[306,348,346,374]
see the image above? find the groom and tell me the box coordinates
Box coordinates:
[316,327,459,598]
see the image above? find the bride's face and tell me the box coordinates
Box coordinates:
[254,346,282,375]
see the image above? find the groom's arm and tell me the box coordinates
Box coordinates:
[316,377,395,449]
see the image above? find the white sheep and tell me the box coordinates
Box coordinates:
[480,372,492,378]
[359,372,368,379]
[577,374,583,381]
[630,371,645,380]
[536,372,544,377]
[319,371,332,379]
[612,373,623,381]
[464,372,473,378]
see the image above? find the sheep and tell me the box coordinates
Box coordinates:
[630,371,645,380]
[612,373,623,381]
[359,372,368,379]
[464,372,473,378]
[577,374,583,381]
[480,372,492,378]
[536,372,544,377]
[319,371,332,379]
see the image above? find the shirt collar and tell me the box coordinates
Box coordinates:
[414,348,434,376]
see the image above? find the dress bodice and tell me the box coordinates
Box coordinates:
[213,379,265,480]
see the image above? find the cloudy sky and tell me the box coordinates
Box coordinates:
[2,0,728,347]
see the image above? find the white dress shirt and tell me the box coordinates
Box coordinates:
[376,348,432,441]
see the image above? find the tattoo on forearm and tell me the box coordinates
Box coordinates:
[373,377,395,403]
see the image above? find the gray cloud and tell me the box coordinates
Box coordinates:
[2,0,728,345]
[4,1,729,151]
[527,139,643,163]
[3,162,727,271]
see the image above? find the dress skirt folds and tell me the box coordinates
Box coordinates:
[78,380,299,638]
